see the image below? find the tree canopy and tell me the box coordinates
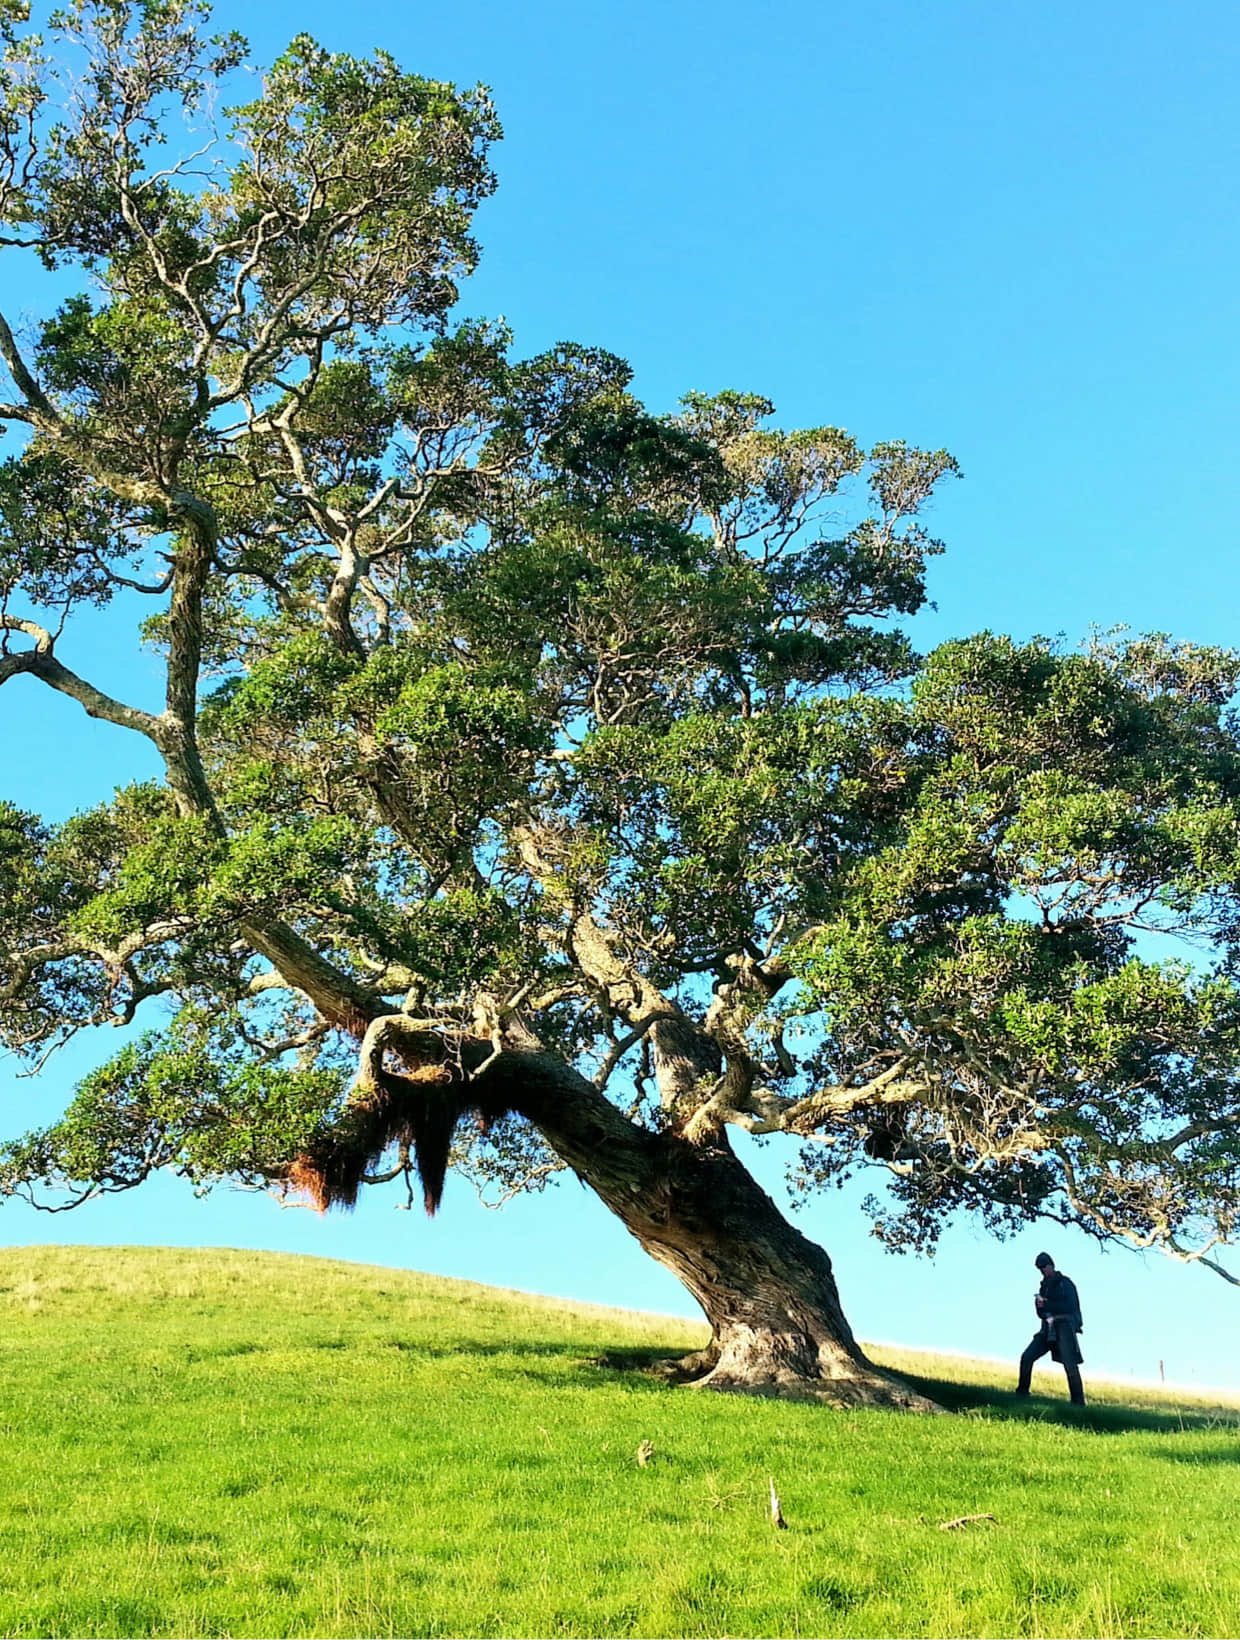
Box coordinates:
[2,0,1240,1403]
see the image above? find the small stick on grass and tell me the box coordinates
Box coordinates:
[938,1512,998,1531]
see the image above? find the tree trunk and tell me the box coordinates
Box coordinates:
[485,1051,940,1411]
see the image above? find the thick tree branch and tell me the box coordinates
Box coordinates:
[238,919,385,1035]
[0,616,161,739]
[709,1058,930,1138]
[0,306,59,426]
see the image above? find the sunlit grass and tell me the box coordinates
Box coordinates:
[0,1244,1237,1638]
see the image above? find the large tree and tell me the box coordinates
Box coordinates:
[3,1,1240,1408]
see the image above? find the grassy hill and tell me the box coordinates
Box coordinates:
[0,1246,1236,1639]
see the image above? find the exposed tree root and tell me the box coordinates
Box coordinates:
[690,1365,943,1411]
[652,1341,942,1410]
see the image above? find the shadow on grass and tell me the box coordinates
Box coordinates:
[895,1371,1240,1435]
[582,1347,672,1370]
[576,1349,1240,1431]
[396,1334,1240,1431]
[1157,1444,1240,1462]
[389,1338,598,1360]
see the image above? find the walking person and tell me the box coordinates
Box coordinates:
[1014,1252,1086,1405]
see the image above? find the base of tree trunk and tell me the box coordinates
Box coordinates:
[653,1338,942,1410]
[476,1054,945,1412]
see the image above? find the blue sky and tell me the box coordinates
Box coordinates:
[2,0,1239,1391]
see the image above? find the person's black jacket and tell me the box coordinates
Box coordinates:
[1037,1270,1083,1333]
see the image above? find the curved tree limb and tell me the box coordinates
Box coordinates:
[0,615,162,739]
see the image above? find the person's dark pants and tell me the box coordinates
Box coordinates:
[1017,1326,1085,1404]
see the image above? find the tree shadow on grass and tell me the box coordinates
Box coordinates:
[578,1346,716,1392]
[402,1339,600,1360]
[577,1350,1240,1429]
[1157,1443,1240,1462]
[581,1347,671,1371]
[895,1371,1240,1435]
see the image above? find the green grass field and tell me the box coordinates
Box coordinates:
[0,1245,1236,1639]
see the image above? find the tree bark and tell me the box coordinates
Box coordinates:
[480,1050,940,1411]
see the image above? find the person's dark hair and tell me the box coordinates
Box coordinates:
[1034,1251,1054,1269]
